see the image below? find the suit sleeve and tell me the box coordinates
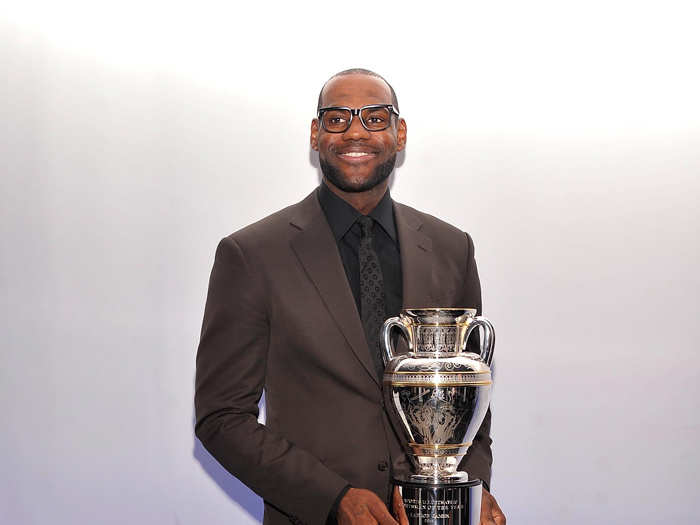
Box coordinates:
[194,237,349,525]
[459,232,494,489]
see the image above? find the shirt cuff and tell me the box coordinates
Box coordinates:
[326,484,352,524]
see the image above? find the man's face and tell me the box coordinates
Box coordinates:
[311,74,407,193]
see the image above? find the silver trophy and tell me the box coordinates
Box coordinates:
[381,308,495,524]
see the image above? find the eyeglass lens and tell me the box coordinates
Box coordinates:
[321,107,392,132]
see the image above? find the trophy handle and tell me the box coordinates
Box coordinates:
[464,316,495,366]
[381,317,412,366]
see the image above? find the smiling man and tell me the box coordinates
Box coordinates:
[195,69,505,525]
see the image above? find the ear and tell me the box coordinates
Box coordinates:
[310,118,320,151]
[396,118,407,152]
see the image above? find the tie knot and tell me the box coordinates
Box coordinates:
[357,215,374,237]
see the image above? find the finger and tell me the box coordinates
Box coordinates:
[479,495,496,525]
[490,498,506,525]
[353,509,378,525]
[392,487,409,525]
[479,507,497,525]
[369,498,399,525]
[339,501,376,525]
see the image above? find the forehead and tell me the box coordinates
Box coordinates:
[321,74,392,108]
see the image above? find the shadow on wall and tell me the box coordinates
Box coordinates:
[192,405,264,522]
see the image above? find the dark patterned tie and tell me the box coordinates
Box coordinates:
[358,216,387,380]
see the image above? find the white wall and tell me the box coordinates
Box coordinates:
[1,1,698,524]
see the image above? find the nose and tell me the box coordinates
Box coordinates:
[343,113,370,140]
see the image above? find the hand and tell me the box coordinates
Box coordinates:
[390,486,409,525]
[338,488,399,525]
[480,488,506,525]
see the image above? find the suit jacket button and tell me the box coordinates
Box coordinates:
[377,461,389,471]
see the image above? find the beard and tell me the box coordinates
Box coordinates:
[320,154,397,193]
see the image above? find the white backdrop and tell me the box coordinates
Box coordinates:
[2,1,699,524]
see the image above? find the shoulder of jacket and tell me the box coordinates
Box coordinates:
[394,201,471,240]
[223,191,314,247]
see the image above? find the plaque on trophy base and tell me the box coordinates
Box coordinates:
[394,476,482,525]
[381,308,495,525]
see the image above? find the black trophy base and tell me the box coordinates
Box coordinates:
[393,476,482,525]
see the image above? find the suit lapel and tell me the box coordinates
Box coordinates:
[290,191,380,386]
[395,203,435,308]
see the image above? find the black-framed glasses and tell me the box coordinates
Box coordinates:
[317,104,399,133]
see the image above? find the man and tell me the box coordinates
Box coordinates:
[195,69,506,525]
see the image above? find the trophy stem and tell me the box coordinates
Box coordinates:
[414,457,462,478]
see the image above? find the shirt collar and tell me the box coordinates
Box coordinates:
[318,181,397,242]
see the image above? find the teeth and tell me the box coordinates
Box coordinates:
[342,152,371,157]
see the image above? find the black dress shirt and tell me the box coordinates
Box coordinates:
[317,182,403,320]
[317,181,403,523]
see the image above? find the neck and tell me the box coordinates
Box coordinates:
[323,178,389,215]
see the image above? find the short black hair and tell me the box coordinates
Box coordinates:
[316,68,400,114]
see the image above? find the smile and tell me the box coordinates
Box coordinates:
[337,151,377,162]
[342,152,372,157]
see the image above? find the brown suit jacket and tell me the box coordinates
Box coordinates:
[194,188,492,525]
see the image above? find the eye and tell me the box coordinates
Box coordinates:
[322,110,351,129]
[362,108,391,128]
